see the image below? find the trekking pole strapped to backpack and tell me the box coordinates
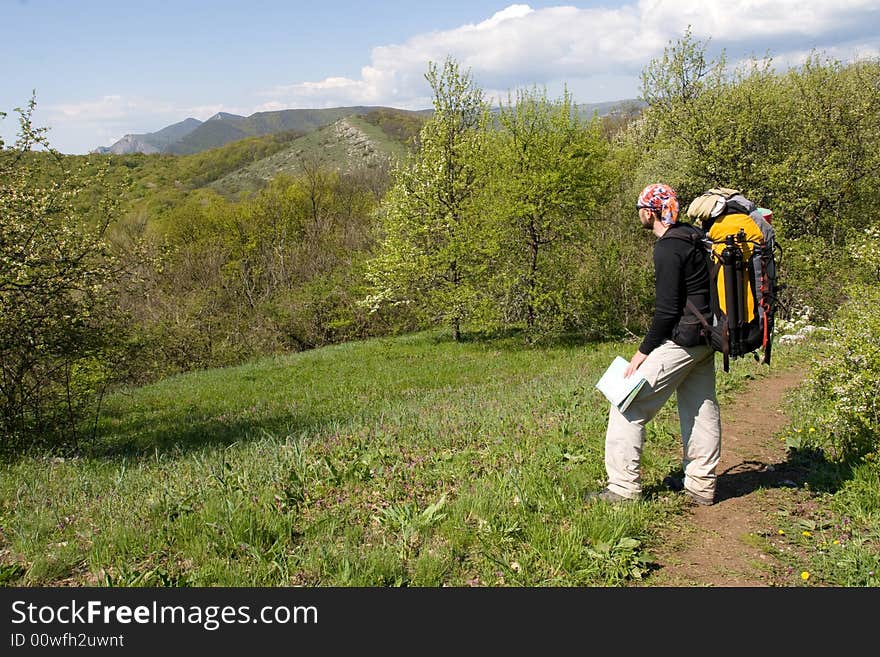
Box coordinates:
[720,233,742,371]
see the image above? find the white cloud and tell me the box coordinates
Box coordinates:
[52,95,126,120]
[644,0,880,40]
[263,1,880,109]
[49,96,243,126]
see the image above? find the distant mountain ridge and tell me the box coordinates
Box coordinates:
[92,100,643,156]
[92,106,431,156]
[93,117,204,154]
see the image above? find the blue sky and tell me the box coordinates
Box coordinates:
[2,0,879,153]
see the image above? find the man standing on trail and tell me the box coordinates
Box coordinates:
[585,183,721,506]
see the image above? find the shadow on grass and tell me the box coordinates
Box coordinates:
[0,403,359,465]
[428,326,622,352]
[643,446,858,503]
[80,409,353,461]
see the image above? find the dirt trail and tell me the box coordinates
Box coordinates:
[644,366,806,586]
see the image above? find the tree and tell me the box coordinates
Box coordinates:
[636,26,729,200]
[487,86,612,334]
[0,98,123,450]
[775,55,880,243]
[364,58,489,341]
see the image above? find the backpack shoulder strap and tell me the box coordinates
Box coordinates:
[660,223,708,249]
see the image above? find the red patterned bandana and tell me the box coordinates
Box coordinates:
[637,183,679,225]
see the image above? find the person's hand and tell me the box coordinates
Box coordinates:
[624,351,647,378]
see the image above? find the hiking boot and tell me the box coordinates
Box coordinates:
[664,475,713,506]
[682,489,714,507]
[663,474,684,492]
[584,487,638,505]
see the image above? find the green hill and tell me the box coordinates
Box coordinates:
[207,112,421,197]
[240,107,373,135]
[166,117,251,155]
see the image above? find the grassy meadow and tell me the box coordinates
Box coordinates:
[0,330,788,587]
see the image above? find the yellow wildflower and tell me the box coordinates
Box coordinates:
[808,427,816,433]
[777,529,785,535]
[801,571,810,581]
[802,531,812,537]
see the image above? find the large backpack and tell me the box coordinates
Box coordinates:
[682,188,782,372]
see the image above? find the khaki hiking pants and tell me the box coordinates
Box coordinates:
[604,340,721,501]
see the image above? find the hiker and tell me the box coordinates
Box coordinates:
[585,183,721,506]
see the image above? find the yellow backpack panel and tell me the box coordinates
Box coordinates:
[707,213,764,322]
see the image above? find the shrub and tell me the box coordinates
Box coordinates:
[802,280,880,460]
[0,99,124,451]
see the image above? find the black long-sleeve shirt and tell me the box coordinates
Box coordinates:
[639,223,711,355]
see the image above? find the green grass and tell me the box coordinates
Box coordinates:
[0,329,788,587]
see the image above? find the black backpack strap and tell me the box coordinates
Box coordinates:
[686,299,711,332]
[661,223,709,253]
